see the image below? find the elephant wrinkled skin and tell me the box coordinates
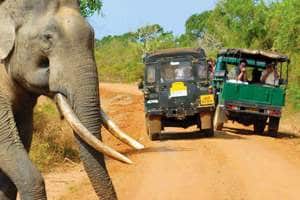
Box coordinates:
[0,0,142,199]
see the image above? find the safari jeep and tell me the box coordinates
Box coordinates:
[213,48,290,137]
[140,48,215,140]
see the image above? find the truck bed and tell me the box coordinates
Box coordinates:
[221,82,285,107]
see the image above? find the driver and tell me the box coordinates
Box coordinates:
[175,68,185,79]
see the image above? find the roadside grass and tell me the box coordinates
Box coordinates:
[30,97,80,172]
[286,54,300,112]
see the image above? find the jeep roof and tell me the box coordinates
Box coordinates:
[143,48,206,64]
[218,48,290,63]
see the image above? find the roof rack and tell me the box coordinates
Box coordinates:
[144,48,205,63]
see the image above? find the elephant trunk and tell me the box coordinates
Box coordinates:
[67,61,117,200]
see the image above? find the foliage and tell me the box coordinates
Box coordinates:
[95,36,144,82]
[267,0,300,52]
[136,24,163,44]
[95,25,180,82]
[186,0,299,52]
[79,0,102,17]
[186,11,212,38]
[30,99,79,172]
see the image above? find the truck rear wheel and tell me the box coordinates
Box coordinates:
[254,118,266,135]
[268,117,280,137]
[146,115,162,140]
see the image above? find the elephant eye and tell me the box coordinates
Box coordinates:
[39,33,54,53]
[43,33,53,41]
[38,56,50,68]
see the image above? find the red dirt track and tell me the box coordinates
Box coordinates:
[45,83,300,200]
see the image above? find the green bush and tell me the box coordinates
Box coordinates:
[30,99,79,172]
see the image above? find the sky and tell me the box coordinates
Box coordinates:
[88,0,217,39]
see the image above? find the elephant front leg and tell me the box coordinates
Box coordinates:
[0,98,46,200]
[0,171,17,200]
[0,144,46,200]
[0,101,35,200]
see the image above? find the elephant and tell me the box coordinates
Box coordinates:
[0,0,144,199]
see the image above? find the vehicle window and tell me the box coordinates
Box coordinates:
[161,61,193,82]
[197,61,208,79]
[226,63,257,82]
[226,64,237,80]
[146,65,156,83]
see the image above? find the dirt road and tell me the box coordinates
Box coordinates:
[47,83,300,200]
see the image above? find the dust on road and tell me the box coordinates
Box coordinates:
[46,83,300,200]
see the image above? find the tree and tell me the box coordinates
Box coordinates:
[79,0,102,17]
[267,0,300,52]
[147,32,177,51]
[185,11,212,38]
[136,24,164,51]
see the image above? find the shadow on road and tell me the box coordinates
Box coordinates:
[224,126,300,139]
[155,130,244,141]
[224,127,256,136]
[123,145,194,155]
[158,131,207,141]
[275,132,299,139]
[121,130,245,156]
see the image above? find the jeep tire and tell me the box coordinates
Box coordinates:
[146,115,162,141]
[200,112,214,137]
[214,105,225,131]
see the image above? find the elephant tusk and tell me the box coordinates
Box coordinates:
[100,109,145,150]
[54,93,133,164]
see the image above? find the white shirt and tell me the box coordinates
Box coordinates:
[261,70,279,85]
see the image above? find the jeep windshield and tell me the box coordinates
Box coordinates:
[160,61,193,82]
[160,60,207,83]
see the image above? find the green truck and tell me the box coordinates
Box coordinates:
[213,48,290,137]
[140,48,215,140]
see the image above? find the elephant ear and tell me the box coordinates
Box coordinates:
[0,11,15,61]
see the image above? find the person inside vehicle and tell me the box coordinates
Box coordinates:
[251,68,261,83]
[236,60,248,82]
[175,67,184,80]
[260,62,279,85]
[207,58,215,80]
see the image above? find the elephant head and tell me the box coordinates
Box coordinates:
[0,0,143,199]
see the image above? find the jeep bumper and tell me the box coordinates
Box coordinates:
[147,105,214,119]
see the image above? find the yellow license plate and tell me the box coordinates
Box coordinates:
[200,95,214,105]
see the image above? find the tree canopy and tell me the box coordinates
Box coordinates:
[79,0,102,17]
